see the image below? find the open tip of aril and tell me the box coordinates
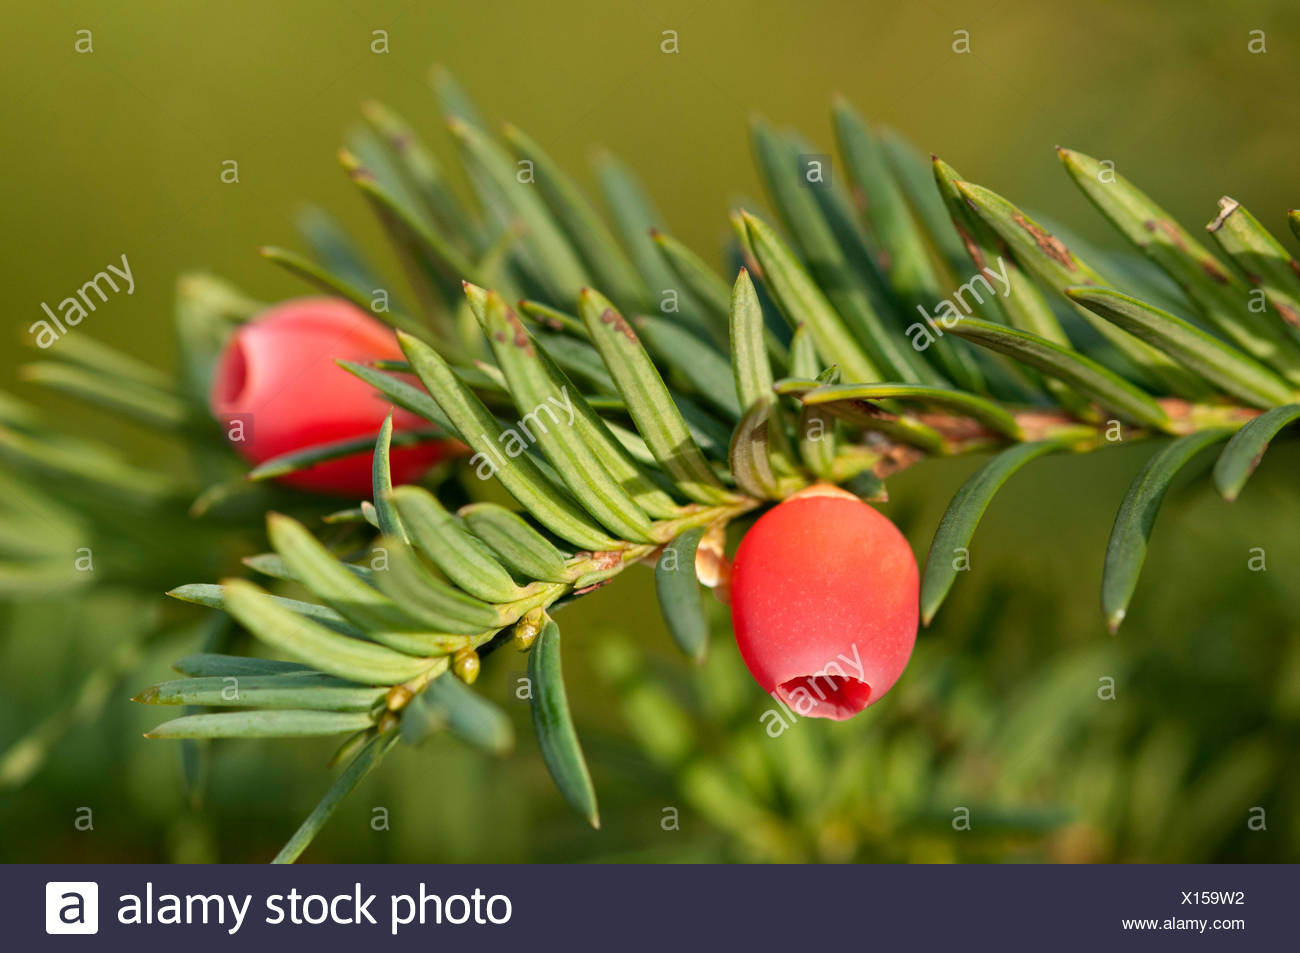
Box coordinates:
[775,674,873,721]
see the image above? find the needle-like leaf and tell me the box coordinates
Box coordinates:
[169,583,371,640]
[145,710,376,739]
[1067,287,1295,408]
[577,289,737,504]
[1212,403,1300,501]
[800,382,1023,440]
[517,298,587,336]
[370,535,501,637]
[1102,429,1235,632]
[260,245,425,337]
[475,293,658,542]
[398,331,624,550]
[752,116,939,385]
[245,426,442,483]
[729,268,774,411]
[594,151,687,316]
[448,118,589,307]
[633,314,741,420]
[221,579,440,685]
[829,103,984,389]
[729,402,783,499]
[502,123,646,309]
[651,229,732,323]
[879,127,973,280]
[268,512,467,655]
[1058,148,1300,386]
[789,327,838,479]
[740,210,882,382]
[172,654,311,678]
[390,485,531,601]
[242,552,373,585]
[401,674,514,753]
[954,179,1209,399]
[337,360,456,433]
[654,526,710,662]
[460,503,571,583]
[1206,197,1300,332]
[921,438,1076,624]
[137,674,385,712]
[296,205,391,300]
[273,732,398,864]
[463,284,685,519]
[265,512,457,647]
[361,100,480,248]
[931,157,1093,416]
[19,362,189,431]
[370,415,406,540]
[945,318,1171,430]
[529,618,599,828]
[341,149,477,342]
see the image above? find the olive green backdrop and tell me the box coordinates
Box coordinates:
[3,1,1298,862]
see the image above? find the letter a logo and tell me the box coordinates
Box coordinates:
[45,882,99,934]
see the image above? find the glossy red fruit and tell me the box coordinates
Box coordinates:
[210,297,453,496]
[729,484,918,720]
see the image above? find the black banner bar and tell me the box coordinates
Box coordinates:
[8,863,1290,950]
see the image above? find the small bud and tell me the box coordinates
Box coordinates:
[385,684,414,711]
[453,647,481,684]
[513,607,544,651]
[694,521,730,589]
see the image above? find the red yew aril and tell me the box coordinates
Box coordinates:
[210,297,454,496]
[729,484,919,720]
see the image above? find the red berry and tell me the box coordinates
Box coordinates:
[729,484,918,720]
[210,297,454,496]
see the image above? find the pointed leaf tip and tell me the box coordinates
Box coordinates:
[920,439,1068,623]
[1101,429,1233,632]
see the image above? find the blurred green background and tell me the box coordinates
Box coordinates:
[2,0,1298,862]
